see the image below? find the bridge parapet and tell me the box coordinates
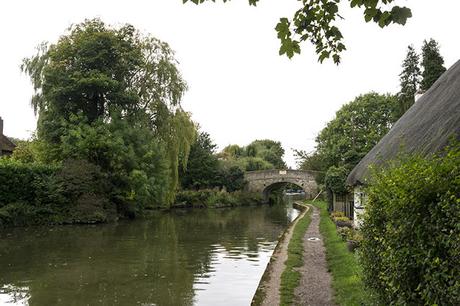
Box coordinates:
[244,169,319,201]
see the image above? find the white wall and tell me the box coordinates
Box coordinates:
[353,186,366,228]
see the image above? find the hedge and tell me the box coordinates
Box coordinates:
[360,143,460,305]
[0,159,114,227]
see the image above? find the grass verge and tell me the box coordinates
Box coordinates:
[279,204,312,306]
[309,200,374,306]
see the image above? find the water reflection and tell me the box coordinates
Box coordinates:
[0,204,296,305]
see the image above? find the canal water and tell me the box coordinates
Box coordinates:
[0,203,299,305]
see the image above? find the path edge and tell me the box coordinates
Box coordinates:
[251,201,310,306]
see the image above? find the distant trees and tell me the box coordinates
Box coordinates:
[219,139,286,171]
[397,39,446,117]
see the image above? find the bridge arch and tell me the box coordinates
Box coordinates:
[244,170,319,202]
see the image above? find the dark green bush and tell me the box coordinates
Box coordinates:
[360,144,460,305]
[0,158,113,226]
[0,159,59,207]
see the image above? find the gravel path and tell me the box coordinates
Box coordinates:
[257,206,310,306]
[294,205,335,305]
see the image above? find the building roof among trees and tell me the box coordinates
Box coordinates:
[1,135,16,153]
[347,59,460,186]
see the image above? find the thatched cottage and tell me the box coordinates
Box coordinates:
[0,117,16,156]
[347,60,460,227]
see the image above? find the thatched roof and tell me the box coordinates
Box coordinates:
[1,135,16,153]
[347,60,460,186]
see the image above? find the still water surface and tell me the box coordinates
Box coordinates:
[0,204,299,305]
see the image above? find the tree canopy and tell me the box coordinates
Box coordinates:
[22,19,197,208]
[297,92,399,192]
[183,0,412,63]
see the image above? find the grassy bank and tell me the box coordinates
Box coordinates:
[310,200,374,306]
[279,204,312,305]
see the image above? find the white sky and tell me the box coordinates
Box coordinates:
[0,0,459,168]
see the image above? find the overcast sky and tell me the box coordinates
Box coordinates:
[1,0,459,167]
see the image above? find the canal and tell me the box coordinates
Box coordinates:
[0,203,299,305]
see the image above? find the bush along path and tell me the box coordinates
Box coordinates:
[293,203,336,305]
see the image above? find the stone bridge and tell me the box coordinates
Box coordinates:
[244,169,319,201]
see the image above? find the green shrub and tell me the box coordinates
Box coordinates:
[360,144,460,305]
[0,159,59,207]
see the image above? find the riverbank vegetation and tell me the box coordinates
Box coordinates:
[279,205,311,305]
[175,190,262,208]
[0,19,197,226]
[0,19,288,227]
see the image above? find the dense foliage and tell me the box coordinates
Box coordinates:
[21,19,196,212]
[184,0,412,63]
[179,130,247,192]
[180,131,219,190]
[0,159,114,227]
[360,144,460,305]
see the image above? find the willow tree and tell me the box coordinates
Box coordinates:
[22,19,196,207]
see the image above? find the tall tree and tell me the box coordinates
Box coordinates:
[398,45,421,116]
[22,19,196,207]
[184,0,412,63]
[420,38,446,91]
[180,131,219,190]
